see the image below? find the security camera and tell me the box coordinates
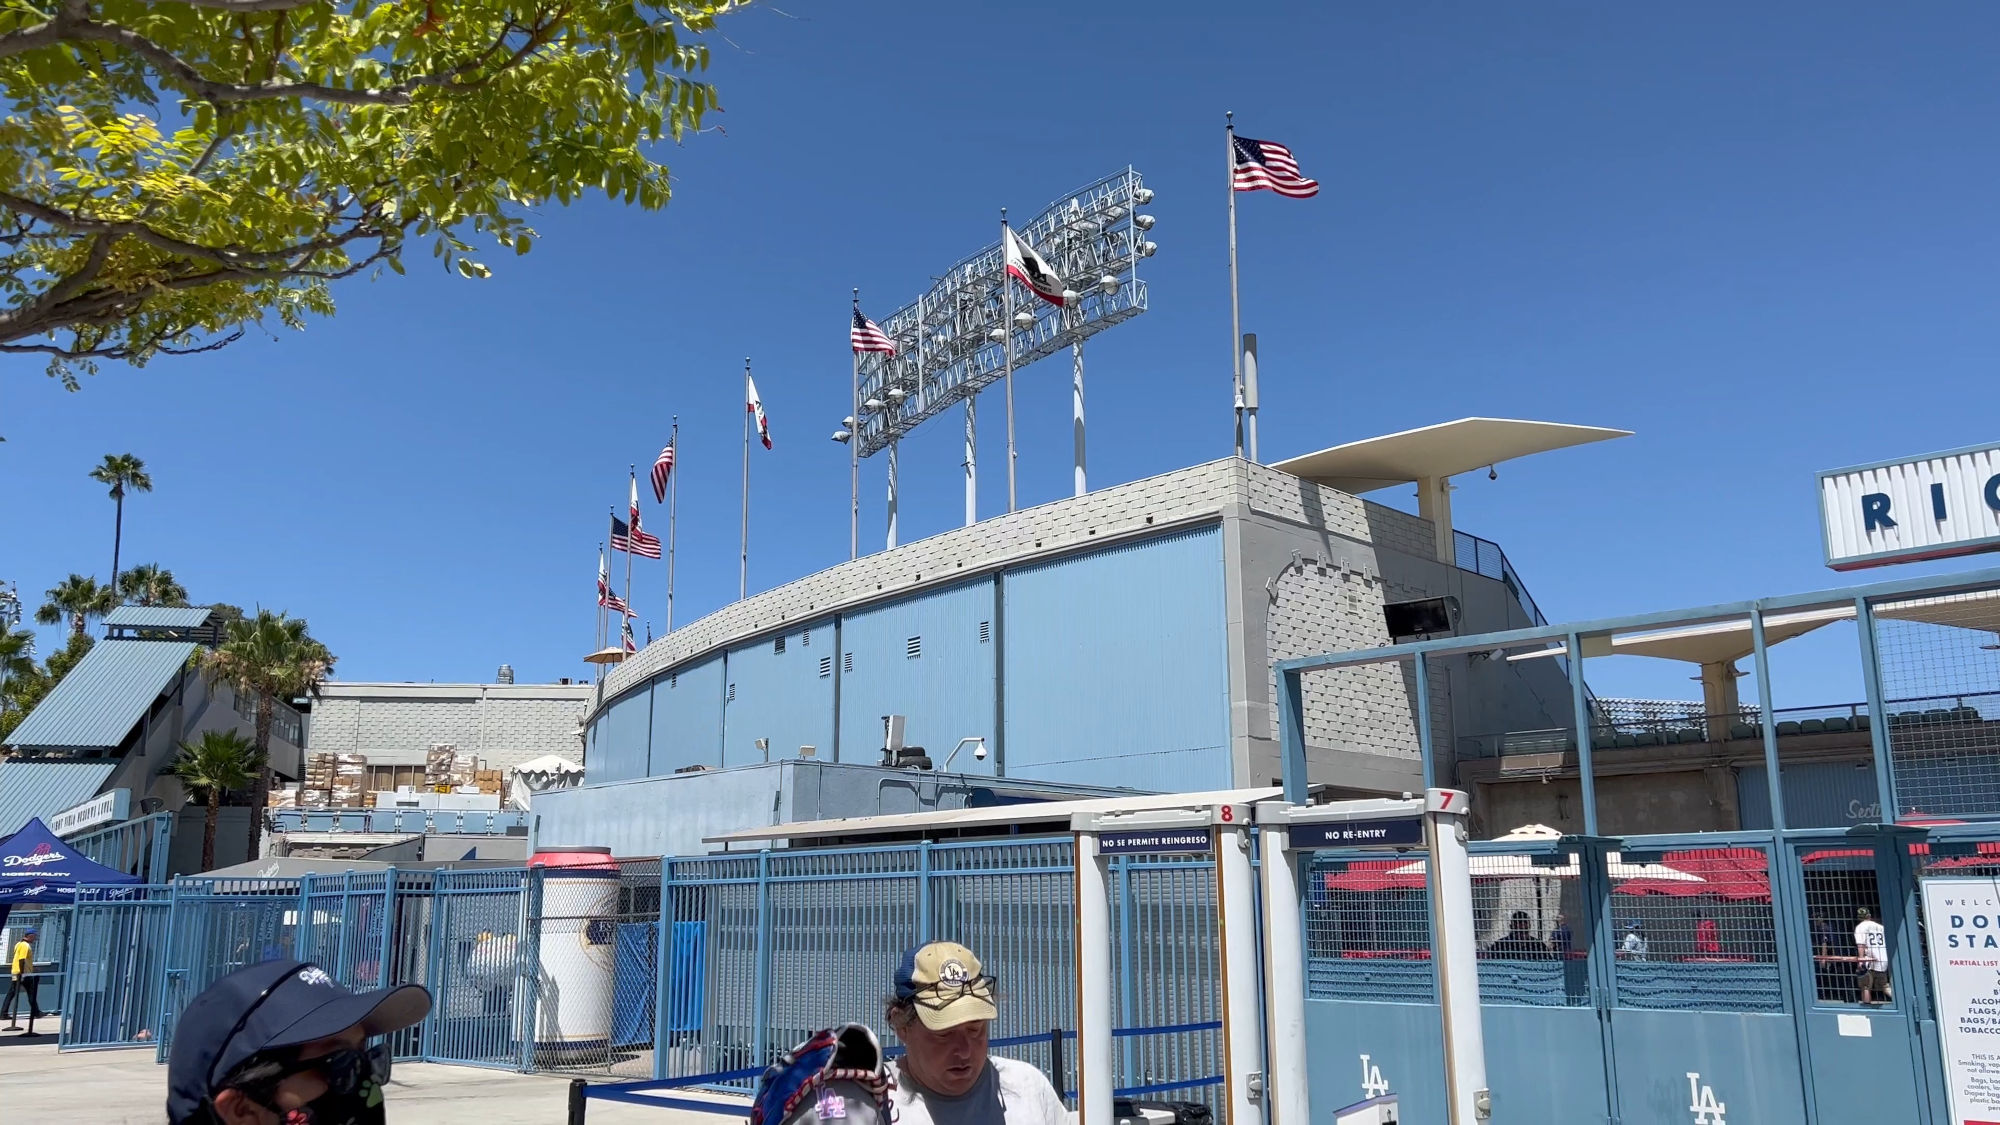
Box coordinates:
[974,742,988,761]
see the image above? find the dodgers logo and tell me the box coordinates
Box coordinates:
[297,967,334,988]
[5,844,65,869]
[938,959,971,984]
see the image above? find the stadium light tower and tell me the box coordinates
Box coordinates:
[851,167,1155,527]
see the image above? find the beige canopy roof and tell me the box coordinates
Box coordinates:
[1271,418,1633,495]
[1508,606,1857,667]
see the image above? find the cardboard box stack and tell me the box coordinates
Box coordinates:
[425,745,458,789]
[474,769,504,795]
[268,787,299,809]
[302,752,337,807]
[330,753,369,808]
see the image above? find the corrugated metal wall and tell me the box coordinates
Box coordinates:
[722,620,836,767]
[1736,761,1881,829]
[837,580,998,770]
[648,654,725,775]
[1003,525,1231,790]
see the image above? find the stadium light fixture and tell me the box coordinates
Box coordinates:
[1134,214,1156,230]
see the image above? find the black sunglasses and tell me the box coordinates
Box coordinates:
[234,1043,393,1105]
[909,974,997,1011]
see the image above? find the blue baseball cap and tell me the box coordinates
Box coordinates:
[166,960,430,1125]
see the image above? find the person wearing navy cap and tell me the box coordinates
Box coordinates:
[165,959,431,1125]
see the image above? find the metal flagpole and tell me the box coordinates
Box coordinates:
[1002,208,1019,512]
[624,466,636,633]
[1226,110,1245,459]
[666,417,679,633]
[887,434,899,549]
[740,357,751,601]
[1072,335,1086,497]
[849,291,861,561]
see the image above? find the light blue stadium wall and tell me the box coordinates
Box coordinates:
[837,580,998,772]
[722,619,836,767]
[1001,525,1231,790]
[647,654,725,775]
[590,689,652,783]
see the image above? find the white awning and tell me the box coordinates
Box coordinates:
[704,786,1284,844]
[1506,605,1856,667]
[1271,418,1632,494]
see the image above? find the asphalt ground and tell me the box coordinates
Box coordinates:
[0,1028,749,1124]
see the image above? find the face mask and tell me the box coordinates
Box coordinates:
[243,1045,390,1125]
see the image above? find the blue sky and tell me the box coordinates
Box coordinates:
[5,2,1997,709]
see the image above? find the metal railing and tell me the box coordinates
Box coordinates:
[268,808,529,835]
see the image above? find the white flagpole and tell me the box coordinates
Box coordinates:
[666,417,679,633]
[1002,208,1019,512]
[624,468,636,636]
[849,291,861,561]
[740,357,751,601]
[1227,110,1246,459]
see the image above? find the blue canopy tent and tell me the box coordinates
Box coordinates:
[0,817,142,932]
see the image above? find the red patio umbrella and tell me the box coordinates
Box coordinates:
[1614,849,1771,901]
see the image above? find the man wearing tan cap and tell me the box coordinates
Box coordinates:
[886,941,1069,1125]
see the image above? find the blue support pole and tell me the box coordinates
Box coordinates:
[380,868,398,992]
[1750,607,1788,832]
[1568,632,1599,836]
[752,851,772,1068]
[1856,597,1901,822]
[655,861,676,1081]
[1577,838,1621,1120]
[1115,856,1137,1085]
[1413,650,1436,789]
[419,873,447,1063]
[1768,833,1824,1125]
[917,841,933,943]
[1277,665,1308,806]
[519,867,544,1074]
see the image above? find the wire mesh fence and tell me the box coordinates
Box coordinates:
[1796,841,1888,1006]
[522,859,662,1079]
[1608,846,1782,1012]
[1871,586,2000,819]
[1304,853,1435,1003]
[425,869,534,1070]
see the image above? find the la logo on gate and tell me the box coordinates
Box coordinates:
[1359,1055,1389,1100]
[1686,1072,1726,1125]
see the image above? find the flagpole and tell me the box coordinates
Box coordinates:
[666,417,679,633]
[740,357,751,602]
[594,542,604,682]
[1226,109,1245,459]
[964,397,977,526]
[850,290,861,561]
[624,467,636,639]
[1002,207,1019,513]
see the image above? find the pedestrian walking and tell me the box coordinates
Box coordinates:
[1856,907,1891,1004]
[2,927,41,1034]
[885,941,1069,1125]
[165,959,430,1125]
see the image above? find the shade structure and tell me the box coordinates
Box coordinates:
[1614,849,1772,901]
[0,817,142,933]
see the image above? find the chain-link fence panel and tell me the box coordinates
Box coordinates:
[1870,585,2000,819]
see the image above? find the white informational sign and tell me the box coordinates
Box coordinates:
[1820,443,2000,571]
[1920,877,2000,1124]
[48,789,129,838]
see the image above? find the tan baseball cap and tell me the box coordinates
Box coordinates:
[894,941,998,1031]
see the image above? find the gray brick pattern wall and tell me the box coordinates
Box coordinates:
[1264,558,1422,760]
[309,690,588,772]
[1241,463,1436,562]
[605,459,1242,700]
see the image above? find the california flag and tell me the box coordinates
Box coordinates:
[1004,228,1067,306]
[746,372,773,449]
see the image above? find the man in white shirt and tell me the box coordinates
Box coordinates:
[886,941,1070,1125]
[1855,907,1891,1004]
[1619,920,1648,961]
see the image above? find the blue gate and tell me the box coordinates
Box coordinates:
[154,878,303,1063]
[422,868,536,1070]
[58,885,173,1050]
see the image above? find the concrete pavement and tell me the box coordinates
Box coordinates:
[0,1032,749,1124]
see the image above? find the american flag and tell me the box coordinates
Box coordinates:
[851,308,896,355]
[599,589,635,617]
[650,441,675,503]
[1232,135,1319,199]
[620,619,637,653]
[611,514,661,558]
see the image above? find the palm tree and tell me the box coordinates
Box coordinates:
[119,564,189,608]
[89,453,153,598]
[201,610,334,859]
[0,628,34,733]
[35,574,117,636]
[173,730,263,871]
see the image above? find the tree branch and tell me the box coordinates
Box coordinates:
[0,189,383,270]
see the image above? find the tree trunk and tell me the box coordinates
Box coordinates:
[110,490,124,601]
[246,692,273,860]
[203,787,219,872]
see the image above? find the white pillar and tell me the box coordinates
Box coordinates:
[1216,813,1265,1125]
[1072,831,1114,1125]
[887,437,899,550]
[1424,788,1489,1124]
[1072,340,1086,496]
[964,397,978,527]
[1257,824,1308,1125]
[1416,475,1456,564]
